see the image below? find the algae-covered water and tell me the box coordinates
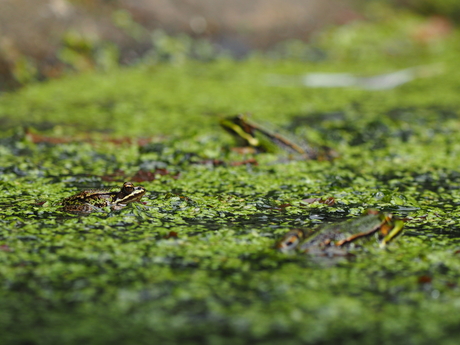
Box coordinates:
[2,19,460,345]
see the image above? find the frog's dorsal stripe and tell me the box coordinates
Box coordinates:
[335,223,382,246]
[221,119,260,147]
[259,131,307,155]
[247,121,308,155]
[83,189,113,194]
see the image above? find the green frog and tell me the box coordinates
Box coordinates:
[61,182,146,213]
[276,210,405,255]
[220,114,336,160]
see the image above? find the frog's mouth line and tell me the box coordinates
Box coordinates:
[114,187,146,205]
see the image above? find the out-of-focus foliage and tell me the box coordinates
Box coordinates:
[393,0,460,22]
[1,0,459,90]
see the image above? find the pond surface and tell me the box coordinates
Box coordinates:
[2,50,460,344]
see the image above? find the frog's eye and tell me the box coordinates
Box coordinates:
[123,182,135,193]
[276,229,304,252]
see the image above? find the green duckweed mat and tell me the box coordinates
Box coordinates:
[2,19,460,345]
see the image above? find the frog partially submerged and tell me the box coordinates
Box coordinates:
[276,210,405,255]
[220,114,336,160]
[61,182,146,213]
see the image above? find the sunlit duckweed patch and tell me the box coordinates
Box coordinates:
[3,38,460,344]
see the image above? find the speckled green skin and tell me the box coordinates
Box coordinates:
[61,189,118,213]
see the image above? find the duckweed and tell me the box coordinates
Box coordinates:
[2,23,460,344]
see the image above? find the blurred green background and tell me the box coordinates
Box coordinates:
[0,0,457,90]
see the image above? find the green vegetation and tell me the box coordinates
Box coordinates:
[2,14,460,345]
